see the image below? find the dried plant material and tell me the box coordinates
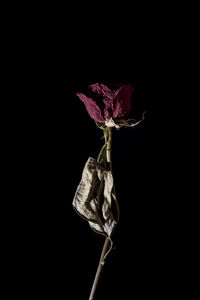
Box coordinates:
[77,83,134,122]
[74,82,145,300]
[73,157,118,237]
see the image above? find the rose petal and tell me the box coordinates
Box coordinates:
[76,93,105,122]
[90,83,119,120]
[113,84,134,119]
[90,83,116,100]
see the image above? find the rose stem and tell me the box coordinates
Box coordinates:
[88,127,112,300]
[106,126,112,163]
[88,236,110,300]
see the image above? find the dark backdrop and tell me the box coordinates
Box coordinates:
[19,57,170,300]
[10,10,187,299]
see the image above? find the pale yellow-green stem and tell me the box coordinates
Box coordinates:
[88,236,110,300]
[106,127,112,163]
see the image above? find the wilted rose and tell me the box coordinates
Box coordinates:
[76,83,134,123]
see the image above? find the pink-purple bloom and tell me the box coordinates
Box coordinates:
[77,83,134,122]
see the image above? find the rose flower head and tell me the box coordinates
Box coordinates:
[76,83,134,125]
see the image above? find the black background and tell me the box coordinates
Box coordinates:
[6,6,194,299]
[19,57,171,299]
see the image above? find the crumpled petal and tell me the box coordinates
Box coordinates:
[113,84,134,119]
[90,83,119,120]
[76,93,105,122]
[89,83,118,100]
[72,157,117,236]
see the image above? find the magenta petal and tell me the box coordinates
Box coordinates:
[90,83,117,120]
[76,93,105,122]
[90,83,116,100]
[103,98,113,120]
[113,85,134,119]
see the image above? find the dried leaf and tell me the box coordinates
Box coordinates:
[72,157,117,236]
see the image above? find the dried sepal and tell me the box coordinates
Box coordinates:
[96,112,145,129]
